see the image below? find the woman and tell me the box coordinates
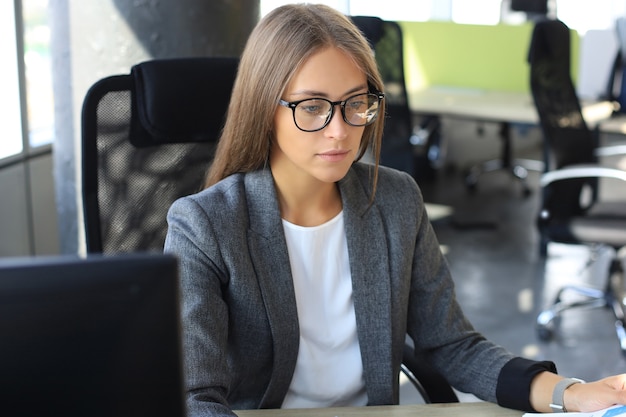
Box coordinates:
[164,4,626,417]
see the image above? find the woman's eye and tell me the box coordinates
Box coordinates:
[299,101,327,115]
[302,105,322,113]
[348,100,365,110]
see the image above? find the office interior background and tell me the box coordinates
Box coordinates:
[2,0,626,257]
[4,0,626,402]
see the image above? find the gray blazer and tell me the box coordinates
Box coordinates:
[164,162,515,417]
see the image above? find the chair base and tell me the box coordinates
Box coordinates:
[465,158,544,196]
[464,121,543,196]
[536,256,626,356]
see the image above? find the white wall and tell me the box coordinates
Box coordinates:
[0,152,59,257]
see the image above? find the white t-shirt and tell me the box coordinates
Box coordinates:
[280,211,367,409]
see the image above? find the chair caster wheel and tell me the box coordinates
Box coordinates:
[465,178,477,194]
[537,325,553,341]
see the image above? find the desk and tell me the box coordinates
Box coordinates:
[235,402,522,417]
[408,86,615,127]
[407,86,616,193]
[598,114,626,135]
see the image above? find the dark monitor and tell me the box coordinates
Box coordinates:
[511,0,548,13]
[0,253,185,417]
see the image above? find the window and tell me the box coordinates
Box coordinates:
[3,0,626,161]
[348,1,431,22]
[260,0,431,21]
[260,0,626,34]
[558,0,626,35]
[260,0,348,17]
[451,0,501,25]
[0,0,24,160]
[1,0,54,162]
[23,0,54,149]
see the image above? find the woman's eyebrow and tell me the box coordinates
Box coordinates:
[288,84,369,99]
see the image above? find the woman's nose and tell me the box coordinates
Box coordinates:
[323,106,349,139]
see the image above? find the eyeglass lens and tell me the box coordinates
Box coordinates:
[294,93,380,131]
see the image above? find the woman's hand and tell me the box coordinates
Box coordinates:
[565,374,626,412]
[531,372,626,412]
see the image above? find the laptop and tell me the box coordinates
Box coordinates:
[0,253,186,417]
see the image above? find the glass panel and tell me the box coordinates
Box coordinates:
[558,0,626,35]
[451,0,501,25]
[261,0,349,17]
[261,0,431,20]
[0,0,24,160]
[23,0,54,148]
[349,1,431,21]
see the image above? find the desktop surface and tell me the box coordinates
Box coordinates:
[235,402,522,417]
[0,253,186,417]
[408,86,616,127]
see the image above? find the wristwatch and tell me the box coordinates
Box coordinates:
[550,378,585,412]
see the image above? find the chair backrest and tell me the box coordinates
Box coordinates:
[528,19,597,169]
[528,20,599,237]
[351,16,415,175]
[81,56,239,253]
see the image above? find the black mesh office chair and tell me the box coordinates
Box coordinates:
[81,56,239,253]
[528,18,626,354]
[350,15,444,181]
[82,53,457,402]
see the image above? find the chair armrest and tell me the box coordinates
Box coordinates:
[540,164,626,187]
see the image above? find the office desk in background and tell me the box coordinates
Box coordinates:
[598,113,626,135]
[408,86,616,127]
[235,402,521,417]
[407,86,618,192]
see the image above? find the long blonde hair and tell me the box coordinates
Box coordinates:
[204,4,385,194]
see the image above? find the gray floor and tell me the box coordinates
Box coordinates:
[399,139,626,403]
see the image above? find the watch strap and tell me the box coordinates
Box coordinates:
[550,378,585,412]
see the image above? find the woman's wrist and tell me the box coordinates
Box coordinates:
[529,372,586,413]
[551,378,585,412]
[530,371,561,412]
[561,378,585,413]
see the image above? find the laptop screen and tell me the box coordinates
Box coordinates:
[0,253,185,417]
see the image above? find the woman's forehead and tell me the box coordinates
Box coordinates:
[285,47,367,97]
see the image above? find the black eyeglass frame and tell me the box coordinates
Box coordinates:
[278,91,385,132]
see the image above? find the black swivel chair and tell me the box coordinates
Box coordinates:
[528,18,626,355]
[81,56,239,254]
[350,15,444,182]
[82,54,456,402]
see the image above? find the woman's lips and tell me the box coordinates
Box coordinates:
[317,149,350,162]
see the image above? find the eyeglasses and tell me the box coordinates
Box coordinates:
[278,92,385,132]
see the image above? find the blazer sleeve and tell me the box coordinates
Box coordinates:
[393,169,555,409]
[361,167,507,402]
[164,196,237,417]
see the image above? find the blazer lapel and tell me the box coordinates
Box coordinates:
[243,165,395,406]
[244,169,299,408]
[339,167,394,404]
